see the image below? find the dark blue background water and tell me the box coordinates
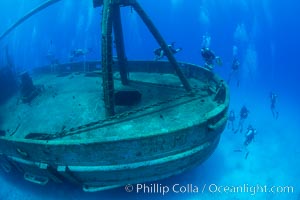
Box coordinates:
[0,0,299,199]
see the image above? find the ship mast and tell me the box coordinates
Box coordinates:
[0,0,192,117]
[99,0,192,116]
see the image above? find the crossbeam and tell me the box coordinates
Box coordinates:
[0,0,62,42]
[101,0,192,116]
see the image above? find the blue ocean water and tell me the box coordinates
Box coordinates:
[0,0,299,199]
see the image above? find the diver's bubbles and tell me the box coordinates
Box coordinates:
[270,42,276,81]
[237,0,250,13]
[85,3,94,32]
[233,45,238,57]
[242,44,257,80]
[198,6,210,30]
[201,33,211,48]
[31,25,37,42]
[170,0,184,10]
[261,0,273,28]
[234,23,248,44]
[60,0,72,23]
[76,14,85,34]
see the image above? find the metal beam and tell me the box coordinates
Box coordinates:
[0,0,62,42]
[131,1,192,92]
[112,5,129,85]
[102,0,115,116]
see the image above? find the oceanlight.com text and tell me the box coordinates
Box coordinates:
[207,183,294,196]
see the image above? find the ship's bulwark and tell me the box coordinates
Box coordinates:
[0,61,229,191]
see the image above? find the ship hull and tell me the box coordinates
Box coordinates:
[0,61,229,191]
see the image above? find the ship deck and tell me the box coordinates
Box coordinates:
[0,61,229,190]
[0,68,222,141]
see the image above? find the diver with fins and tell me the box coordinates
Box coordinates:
[228,57,240,87]
[227,110,236,131]
[235,105,249,134]
[200,34,222,70]
[201,47,222,70]
[243,125,257,159]
[69,48,92,61]
[153,42,182,61]
[234,125,257,160]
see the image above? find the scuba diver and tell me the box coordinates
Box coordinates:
[153,42,182,61]
[200,33,222,70]
[244,125,257,146]
[270,92,279,119]
[233,124,256,159]
[235,105,249,134]
[243,125,257,159]
[232,57,239,71]
[200,47,222,70]
[69,48,92,61]
[227,110,236,131]
[228,57,240,87]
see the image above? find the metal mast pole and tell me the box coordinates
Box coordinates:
[102,0,115,116]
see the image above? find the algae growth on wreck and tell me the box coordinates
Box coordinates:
[0,0,299,200]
